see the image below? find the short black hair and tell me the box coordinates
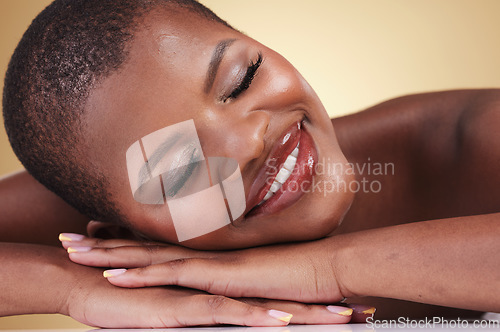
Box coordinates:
[3,0,230,224]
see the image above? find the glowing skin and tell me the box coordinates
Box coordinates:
[83,8,354,249]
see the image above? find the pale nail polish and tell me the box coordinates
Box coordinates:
[59,233,85,242]
[67,246,92,253]
[362,307,376,315]
[348,304,376,315]
[268,309,293,323]
[326,305,353,316]
[103,268,127,278]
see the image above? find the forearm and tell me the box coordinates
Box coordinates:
[0,242,80,316]
[0,171,89,245]
[334,213,500,312]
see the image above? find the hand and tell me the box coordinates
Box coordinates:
[61,234,374,324]
[1,242,313,328]
[60,235,356,325]
[67,267,356,327]
[64,259,309,327]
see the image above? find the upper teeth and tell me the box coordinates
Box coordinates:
[258,143,299,205]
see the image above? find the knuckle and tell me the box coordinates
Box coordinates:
[144,245,162,265]
[167,258,190,269]
[144,245,162,255]
[242,303,257,317]
[103,247,115,254]
[133,266,148,277]
[206,295,229,312]
[295,302,312,312]
[93,238,106,247]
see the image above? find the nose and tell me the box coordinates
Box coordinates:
[216,110,270,168]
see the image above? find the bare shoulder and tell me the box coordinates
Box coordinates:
[451,89,500,212]
[458,89,500,156]
[431,89,500,215]
[334,89,500,232]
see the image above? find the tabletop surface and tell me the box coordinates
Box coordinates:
[3,322,500,332]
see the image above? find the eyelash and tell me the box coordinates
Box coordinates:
[223,52,263,102]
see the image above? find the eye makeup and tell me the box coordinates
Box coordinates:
[222,52,263,102]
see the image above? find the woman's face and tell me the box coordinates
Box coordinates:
[84,9,354,249]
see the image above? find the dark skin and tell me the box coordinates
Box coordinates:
[79,8,355,250]
[1,7,499,327]
[2,90,498,325]
[332,89,500,318]
[64,90,499,318]
[0,172,88,246]
[1,174,363,327]
[335,89,500,233]
[0,9,356,325]
[3,91,499,243]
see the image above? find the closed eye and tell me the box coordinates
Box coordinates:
[223,52,263,102]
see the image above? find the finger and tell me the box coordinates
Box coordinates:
[103,258,298,301]
[67,245,213,268]
[59,233,153,250]
[240,299,353,324]
[102,258,245,295]
[103,258,342,303]
[86,288,293,328]
[169,294,293,327]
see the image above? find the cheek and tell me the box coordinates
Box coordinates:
[125,206,179,244]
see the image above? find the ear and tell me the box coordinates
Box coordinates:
[87,220,139,240]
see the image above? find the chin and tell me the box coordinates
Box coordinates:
[293,166,356,240]
[309,181,355,237]
[293,116,355,239]
[177,183,354,250]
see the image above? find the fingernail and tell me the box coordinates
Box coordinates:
[59,233,85,242]
[326,305,353,316]
[268,309,293,323]
[67,246,92,253]
[348,304,376,315]
[362,307,376,315]
[103,268,127,278]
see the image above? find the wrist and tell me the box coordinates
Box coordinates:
[33,245,79,316]
[60,254,106,317]
[54,249,83,316]
[327,234,360,299]
[0,243,77,316]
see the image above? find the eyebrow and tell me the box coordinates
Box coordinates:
[204,38,236,93]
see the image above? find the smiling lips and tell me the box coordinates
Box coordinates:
[246,120,318,218]
[259,142,300,204]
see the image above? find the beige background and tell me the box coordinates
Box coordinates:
[1,0,499,329]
